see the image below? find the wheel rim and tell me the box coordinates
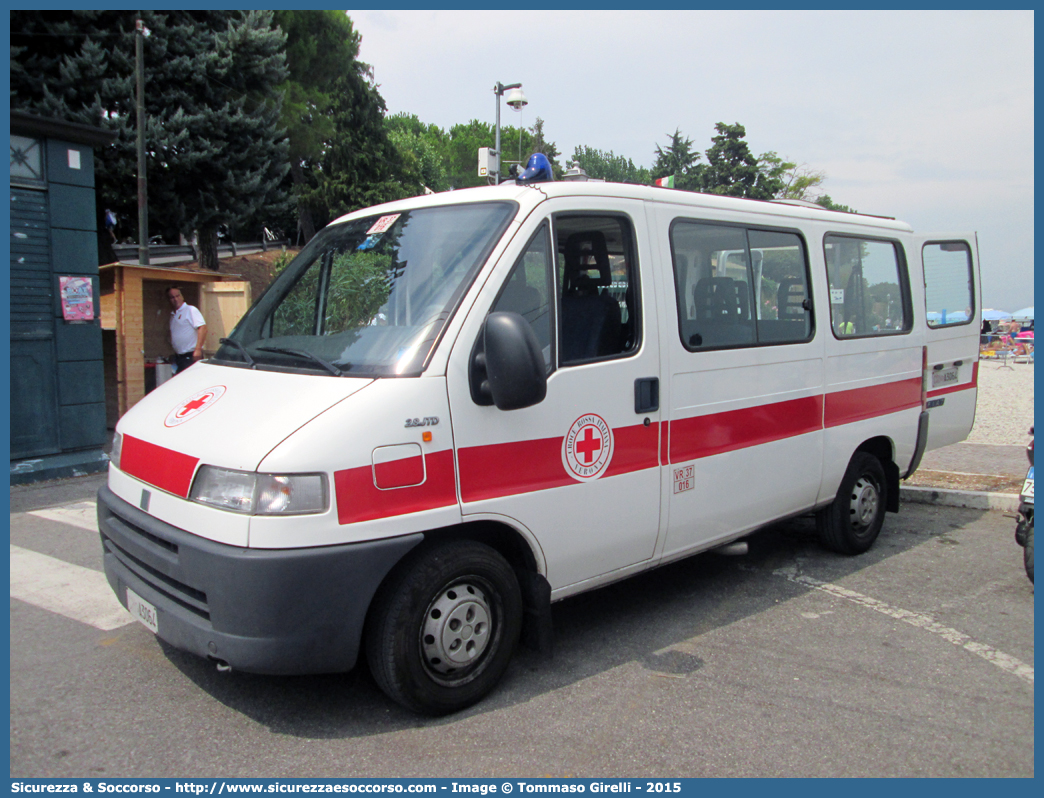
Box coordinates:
[421,580,494,681]
[849,475,880,530]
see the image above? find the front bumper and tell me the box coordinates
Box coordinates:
[97,485,423,675]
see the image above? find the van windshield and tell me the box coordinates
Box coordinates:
[214,202,516,377]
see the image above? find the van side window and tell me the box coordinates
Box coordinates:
[491,223,554,371]
[824,235,910,337]
[670,220,813,350]
[554,214,639,365]
[923,241,974,327]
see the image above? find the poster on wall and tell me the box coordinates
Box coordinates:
[59,276,94,322]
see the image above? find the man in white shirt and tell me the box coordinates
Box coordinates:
[167,285,207,374]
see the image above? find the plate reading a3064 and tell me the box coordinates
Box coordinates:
[932,366,959,389]
[126,587,159,634]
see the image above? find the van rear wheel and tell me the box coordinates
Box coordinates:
[365,540,522,715]
[817,452,887,555]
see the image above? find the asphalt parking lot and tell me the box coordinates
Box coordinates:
[9,478,1034,778]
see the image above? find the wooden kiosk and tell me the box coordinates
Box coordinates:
[99,262,250,423]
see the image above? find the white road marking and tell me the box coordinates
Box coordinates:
[774,564,1034,685]
[9,544,133,630]
[28,501,98,532]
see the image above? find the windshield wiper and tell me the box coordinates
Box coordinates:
[255,345,345,376]
[218,337,256,368]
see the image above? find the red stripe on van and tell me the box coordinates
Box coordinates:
[824,377,922,427]
[458,421,661,503]
[669,395,823,463]
[373,455,425,489]
[605,422,661,476]
[458,436,572,503]
[334,449,457,525]
[119,435,200,498]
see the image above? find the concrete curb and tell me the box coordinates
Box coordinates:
[900,485,1021,513]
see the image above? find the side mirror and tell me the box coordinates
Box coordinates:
[472,312,547,410]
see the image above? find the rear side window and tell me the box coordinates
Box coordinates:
[923,241,974,327]
[824,234,911,337]
[670,220,813,350]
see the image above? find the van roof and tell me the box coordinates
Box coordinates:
[330,181,915,234]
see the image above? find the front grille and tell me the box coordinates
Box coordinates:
[99,501,211,621]
[106,511,179,554]
[104,535,210,620]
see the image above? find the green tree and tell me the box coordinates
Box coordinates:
[571,145,651,184]
[768,155,827,201]
[816,195,857,213]
[495,122,535,177]
[699,122,782,200]
[445,120,496,189]
[307,71,408,225]
[385,113,449,194]
[652,129,702,189]
[274,10,372,242]
[526,117,563,179]
[11,10,290,269]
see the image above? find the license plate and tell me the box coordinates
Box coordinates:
[126,587,159,634]
[932,366,959,389]
[1022,467,1034,503]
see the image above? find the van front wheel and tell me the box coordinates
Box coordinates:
[818,452,887,555]
[365,540,522,715]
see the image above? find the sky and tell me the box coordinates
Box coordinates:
[345,9,1034,313]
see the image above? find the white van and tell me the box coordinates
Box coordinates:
[99,177,980,714]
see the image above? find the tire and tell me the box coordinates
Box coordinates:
[817,452,887,555]
[365,540,522,715]
[1024,519,1034,584]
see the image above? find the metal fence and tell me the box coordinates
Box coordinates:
[112,237,290,264]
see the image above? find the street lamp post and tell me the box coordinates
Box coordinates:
[493,81,527,183]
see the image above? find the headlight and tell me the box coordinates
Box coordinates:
[190,466,328,515]
[109,432,122,470]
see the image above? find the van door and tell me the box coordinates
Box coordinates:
[918,235,981,450]
[655,210,824,558]
[819,232,923,490]
[448,199,663,593]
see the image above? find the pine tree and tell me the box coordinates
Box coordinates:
[527,117,562,178]
[11,10,290,269]
[699,122,782,200]
[652,129,702,190]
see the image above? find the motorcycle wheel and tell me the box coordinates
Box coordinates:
[1024,519,1034,584]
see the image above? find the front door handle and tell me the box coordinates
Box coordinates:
[634,377,659,413]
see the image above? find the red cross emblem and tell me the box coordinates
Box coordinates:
[575,426,603,464]
[562,413,614,481]
[177,393,213,418]
[165,385,226,427]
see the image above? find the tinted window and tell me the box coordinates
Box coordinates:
[554,214,640,365]
[923,241,974,327]
[492,223,555,372]
[671,220,813,350]
[824,235,910,337]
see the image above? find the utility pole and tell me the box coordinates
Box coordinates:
[492,81,522,184]
[135,17,149,265]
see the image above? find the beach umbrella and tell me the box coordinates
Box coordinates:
[1011,306,1034,321]
[982,308,1012,321]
